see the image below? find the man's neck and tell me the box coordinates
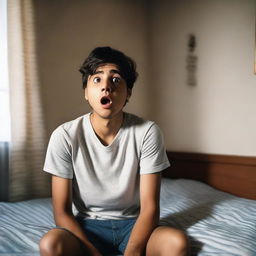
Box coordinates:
[90,112,124,145]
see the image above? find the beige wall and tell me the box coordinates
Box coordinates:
[34,0,151,138]
[35,0,256,156]
[150,0,256,156]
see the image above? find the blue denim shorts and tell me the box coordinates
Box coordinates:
[76,217,136,255]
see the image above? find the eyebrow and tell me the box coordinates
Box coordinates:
[93,69,121,75]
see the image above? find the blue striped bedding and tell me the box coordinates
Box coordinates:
[0,178,255,256]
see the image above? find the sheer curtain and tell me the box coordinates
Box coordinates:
[0,0,10,201]
[8,0,50,201]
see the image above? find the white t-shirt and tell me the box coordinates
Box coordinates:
[43,112,170,220]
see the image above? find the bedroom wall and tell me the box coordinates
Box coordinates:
[150,0,256,156]
[34,0,151,139]
[34,0,256,156]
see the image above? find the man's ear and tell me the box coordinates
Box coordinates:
[84,88,88,101]
[127,88,132,100]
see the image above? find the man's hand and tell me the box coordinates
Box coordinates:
[124,173,161,255]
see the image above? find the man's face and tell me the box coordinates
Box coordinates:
[85,63,131,119]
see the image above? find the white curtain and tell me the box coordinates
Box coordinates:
[8,0,50,201]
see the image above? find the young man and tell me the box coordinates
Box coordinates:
[40,47,189,256]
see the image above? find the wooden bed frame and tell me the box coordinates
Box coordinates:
[164,151,256,200]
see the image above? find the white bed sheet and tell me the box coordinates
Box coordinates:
[160,179,256,256]
[0,178,255,256]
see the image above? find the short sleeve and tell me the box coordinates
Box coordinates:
[140,123,170,174]
[43,126,74,179]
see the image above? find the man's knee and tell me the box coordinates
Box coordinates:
[163,227,189,255]
[169,229,188,253]
[147,226,189,256]
[39,229,65,256]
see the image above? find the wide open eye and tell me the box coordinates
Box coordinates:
[93,77,101,83]
[112,77,121,84]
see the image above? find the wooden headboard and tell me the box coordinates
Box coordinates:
[163,151,256,200]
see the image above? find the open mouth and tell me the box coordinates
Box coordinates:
[100,96,112,105]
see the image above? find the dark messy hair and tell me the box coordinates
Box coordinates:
[79,46,138,90]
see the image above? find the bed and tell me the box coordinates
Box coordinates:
[0,151,256,256]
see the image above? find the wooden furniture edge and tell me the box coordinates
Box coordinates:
[164,151,256,200]
[167,151,256,166]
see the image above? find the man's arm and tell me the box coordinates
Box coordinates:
[124,172,161,256]
[51,175,102,256]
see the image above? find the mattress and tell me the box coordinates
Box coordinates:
[160,179,256,256]
[0,178,255,256]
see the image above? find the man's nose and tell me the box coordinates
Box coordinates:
[101,80,113,92]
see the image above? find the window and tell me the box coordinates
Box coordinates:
[0,0,10,142]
